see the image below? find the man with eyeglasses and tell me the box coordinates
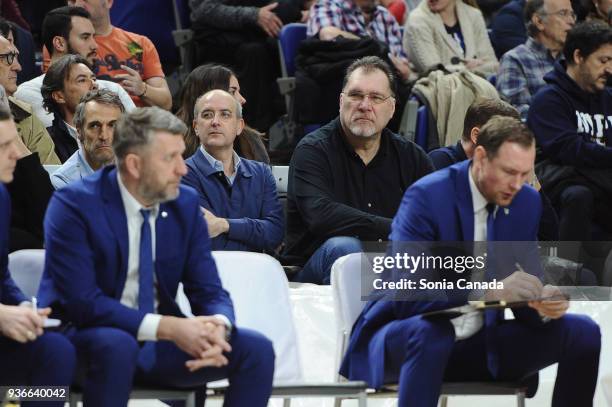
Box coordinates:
[181,89,283,252]
[0,34,60,165]
[283,56,433,285]
[496,0,576,120]
[528,21,612,243]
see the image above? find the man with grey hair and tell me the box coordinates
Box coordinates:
[51,88,124,189]
[496,0,576,119]
[283,56,433,284]
[182,89,283,252]
[39,106,275,406]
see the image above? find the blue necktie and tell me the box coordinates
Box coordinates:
[484,202,500,378]
[138,209,154,314]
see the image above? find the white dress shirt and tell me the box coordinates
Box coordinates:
[450,165,497,340]
[117,173,162,341]
[116,173,232,341]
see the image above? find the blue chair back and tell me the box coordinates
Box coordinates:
[278,23,307,77]
[415,105,429,150]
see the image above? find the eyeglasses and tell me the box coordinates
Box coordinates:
[344,91,395,105]
[0,51,18,66]
[542,9,576,20]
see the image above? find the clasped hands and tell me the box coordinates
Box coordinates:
[487,270,569,319]
[159,315,231,372]
[0,303,51,343]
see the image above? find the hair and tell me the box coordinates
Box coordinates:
[193,89,243,120]
[41,53,91,118]
[524,0,546,37]
[462,98,520,141]
[73,88,125,132]
[564,20,612,64]
[342,56,396,97]
[113,107,188,168]
[176,64,236,157]
[0,17,15,40]
[476,116,534,157]
[42,6,91,58]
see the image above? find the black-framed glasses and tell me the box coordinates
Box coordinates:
[542,9,576,20]
[0,51,18,66]
[344,91,395,105]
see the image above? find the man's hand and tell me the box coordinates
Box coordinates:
[158,316,215,358]
[0,304,46,343]
[115,65,147,97]
[258,3,283,37]
[389,54,411,82]
[488,271,543,302]
[201,208,229,238]
[528,285,569,319]
[185,318,232,372]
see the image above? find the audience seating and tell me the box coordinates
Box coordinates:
[330,252,530,407]
[415,104,429,150]
[178,251,368,405]
[8,249,201,407]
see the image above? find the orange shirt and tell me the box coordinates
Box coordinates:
[42,26,164,107]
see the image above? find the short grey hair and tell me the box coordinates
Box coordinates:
[193,89,243,120]
[525,0,547,37]
[113,107,188,168]
[74,88,125,132]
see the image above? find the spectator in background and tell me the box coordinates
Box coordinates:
[189,0,299,131]
[497,0,575,119]
[15,6,134,128]
[307,0,412,81]
[69,0,172,110]
[429,98,560,242]
[0,34,60,164]
[0,83,55,252]
[381,0,408,23]
[176,64,269,162]
[284,56,433,284]
[585,0,612,22]
[528,21,612,241]
[109,0,190,73]
[403,0,499,77]
[0,102,76,404]
[489,0,527,58]
[51,89,123,189]
[41,54,98,162]
[182,90,283,252]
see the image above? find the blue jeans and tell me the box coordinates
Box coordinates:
[293,236,362,285]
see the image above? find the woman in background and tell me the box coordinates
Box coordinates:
[403,0,498,76]
[176,64,270,163]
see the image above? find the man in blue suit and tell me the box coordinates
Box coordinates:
[340,116,601,406]
[182,90,283,252]
[40,107,275,406]
[0,105,76,406]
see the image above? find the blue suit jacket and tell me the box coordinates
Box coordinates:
[340,160,543,387]
[39,166,234,337]
[0,184,27,305]
[182,149,284,252]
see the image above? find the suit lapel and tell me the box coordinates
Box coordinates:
[455,161,474,241]
[154,203,176,312]
[101,167,130,299]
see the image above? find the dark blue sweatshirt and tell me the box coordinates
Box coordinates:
[527,60,612,168]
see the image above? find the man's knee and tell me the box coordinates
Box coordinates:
[557,314,601,355]
[33,332,77,380]
[323,236,363,257]
[391,317,455,358]
[232,328,275,364]
[75,327,140,366]
[560,185,594,209]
